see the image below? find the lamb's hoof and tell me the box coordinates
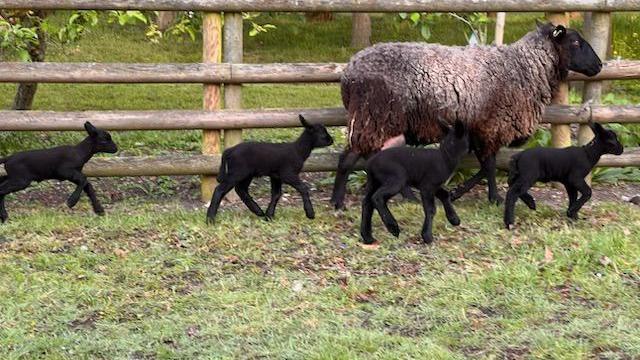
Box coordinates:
[567,212,579,221]
[205,216,216,225]
[448,215,461,226]
[262,215,273,222]
[306,213,316,220]
[330,199,345,211]
[388,223,400,238]
[95,210,105,217]
[490,194,504,206]
[449,190,463,202]
[422,234,434,244]
[505,223,514,230]
[66,199,77,209]
[0,217,6,224]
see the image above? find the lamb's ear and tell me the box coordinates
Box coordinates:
[552,25,566,40]
[84,121,98,137]
[589,121,605,135]
[437,117,450,134]
[299,115,312,129]
[454,120,466,137]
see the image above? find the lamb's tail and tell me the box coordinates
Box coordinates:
[216,151,230,183]
[507,153,521,186]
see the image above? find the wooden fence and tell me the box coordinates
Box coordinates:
[1,0,640,200]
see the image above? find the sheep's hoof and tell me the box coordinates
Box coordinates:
[422,234,434,244]
[330,198,345,210]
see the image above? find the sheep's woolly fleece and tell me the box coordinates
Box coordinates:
[341,25,565,158]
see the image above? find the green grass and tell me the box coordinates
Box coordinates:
[0,197,639,358]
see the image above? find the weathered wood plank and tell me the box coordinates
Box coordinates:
[0,61,635,83]
[1,0,639,12]
[0,105,638,131]
[3,148,638,177]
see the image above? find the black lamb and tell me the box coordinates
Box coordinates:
[504,119,624,229]
[361,119,469,245]
[206,115,334,223]
[0,122,118,222]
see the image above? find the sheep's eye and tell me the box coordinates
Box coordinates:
[572,40,580,47]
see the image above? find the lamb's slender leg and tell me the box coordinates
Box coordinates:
[371,180,403,237]
[206,181,236,223]
[235,177,266,218]
[504,179,532,229]
[382,134,417,202]
[63,171,89,209]
[519,192,537,210]
[0,178,31,223]
[81,182,105,215]
[567,180,591,220]
[420,189,437,244]
[282,173,315,219]
[360,181,377,244]
[265,177,282,219]
[435,187,460,226]
[330,149,361,210]
[563,182,578,212]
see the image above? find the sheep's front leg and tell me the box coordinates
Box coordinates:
[435,187,460,226]
[83,181,105,215]
[265,177,282,219]
[235,177,266,218]
[283,174,315,219]
[330,149,361,210]
[451,152,503,205]
[567,180,591,220]
[420,190,436,244]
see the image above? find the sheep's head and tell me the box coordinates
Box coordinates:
[299,115,334,148]
[85,122,118,154]
[539,22,602,77]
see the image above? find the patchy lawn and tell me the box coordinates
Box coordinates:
[0,179,638,359]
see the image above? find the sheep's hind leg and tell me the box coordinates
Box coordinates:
[206,181,235,224]
[330,149,361,210]
[371,180,403,237]
[451,153,503,205]
[235,177,266,218]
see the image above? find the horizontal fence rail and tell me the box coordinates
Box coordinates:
[1,0,640,12]
[0,105,638,131]
[0,61,638,83]
[2,149,638,178]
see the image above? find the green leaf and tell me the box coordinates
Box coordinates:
[420,24,431,40]
[409,12,420,25]
[398,13,408,20]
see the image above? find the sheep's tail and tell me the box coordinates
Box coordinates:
[507,153,521,186]
[216,151,230,183]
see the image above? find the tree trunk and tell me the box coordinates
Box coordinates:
[156,11,176,31]
[12,10,47,110]
[351,13,371,48]
[305,12,334,22]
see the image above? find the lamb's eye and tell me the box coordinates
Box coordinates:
[572,40,580,47]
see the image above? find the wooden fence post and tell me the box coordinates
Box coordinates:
[201,12,222,202]
[580,12,611,183]
[494,12,506,45]
[546,12,571,149]
[223,13,243,148]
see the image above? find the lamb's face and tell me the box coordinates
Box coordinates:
[592,123,624,155]
[554,27,602,77]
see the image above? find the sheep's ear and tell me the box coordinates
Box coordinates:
[454,120,466,137]
[437,118,450,134]
[84,121,98,137]
[552,25,566,40]
[299,115,312,129]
